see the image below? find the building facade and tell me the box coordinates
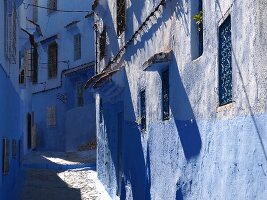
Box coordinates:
[0,0,27,199]
[19,0,96,151]
[89,0,267,199]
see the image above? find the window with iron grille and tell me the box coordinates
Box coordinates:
[140,89,146,131]
[99,27,106,60]
[162,69,169,120]
[219,15,232,106]
[32,43,38,83]
[47,106,56,127]
[47,0,57,14]
[74,34,81,60]
[76,83,84,107]
[48,42,58,78]
[117,0,126,36]
[2,139,10,175]
[12,140,16,158]
[33,0,38,22]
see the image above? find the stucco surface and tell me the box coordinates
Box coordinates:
[94,0,267,199]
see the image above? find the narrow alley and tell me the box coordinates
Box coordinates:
[18,150,111,200]
[1,0,267,199]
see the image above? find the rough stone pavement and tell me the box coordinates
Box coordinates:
[19,151,111,200]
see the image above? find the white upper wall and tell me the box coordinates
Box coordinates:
[19,0,95,93]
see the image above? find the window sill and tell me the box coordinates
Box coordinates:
[216,101,234,113]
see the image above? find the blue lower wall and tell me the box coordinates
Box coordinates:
[0,65,23,200]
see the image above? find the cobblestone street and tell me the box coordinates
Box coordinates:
[19,151,111,200]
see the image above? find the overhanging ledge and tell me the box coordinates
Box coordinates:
[143,51,172,71]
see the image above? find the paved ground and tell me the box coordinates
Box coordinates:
[19,150,111,200]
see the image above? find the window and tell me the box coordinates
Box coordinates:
[219,15,232,106]
[140,89,146,131]
[99,27,106,60]
[74,34,81,60]
[32,43,38,83]
[47,0,57,14]
[99,98,103,123]
[19,69,25,85]
[12,140,16,158]
[76,83,84,107]
[191,0,203,60]
[2,139,10,175]
[33,0,38,22]
[47,106,56,127]
[48,42,58,78]
[162,69,170,120]
[117,0,126,36]
[18,140,22,165]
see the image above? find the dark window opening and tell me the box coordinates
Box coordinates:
[19,69,25,85]
[192,0,203,60]
[12,140,16,158]
[140,89,146,131]
[32,43,38,84]
[117,0,126,36]
[219,15,232,106]
[77,83,84,107]
[99,27,106,60]
[48,42,58,78]
[99,98,103,123]
[27,113,32,149]
[74,33,81,60]
[162,69,170,120]
[47,0,57,14]
[2,139,10,175]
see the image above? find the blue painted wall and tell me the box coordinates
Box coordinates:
[32,67,96,151]
[0,64,23,200]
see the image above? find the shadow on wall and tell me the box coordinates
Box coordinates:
[100,68,149,199]
[145,52,202,161]
[170,53,202,160]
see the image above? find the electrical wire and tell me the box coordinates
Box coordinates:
[23,2,91,13]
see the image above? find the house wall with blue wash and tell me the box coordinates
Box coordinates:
[92,0,267,199]
[19,0,96,151]
[0,1,27,199]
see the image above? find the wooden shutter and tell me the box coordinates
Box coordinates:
[48,42,58,78]
[2,139,10,175]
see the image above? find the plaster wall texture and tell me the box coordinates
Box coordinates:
[94,0,267,199]
[18,0,96,151]
[0,1,28,199]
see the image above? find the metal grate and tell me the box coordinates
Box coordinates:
[162,69,169,120]
[47,106,56,127]
[219,15,232,106]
